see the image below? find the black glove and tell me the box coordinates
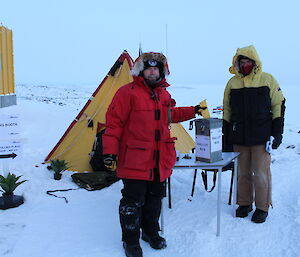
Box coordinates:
[272,133,282,149]
[194,105,207,115]
[103,154,117,171]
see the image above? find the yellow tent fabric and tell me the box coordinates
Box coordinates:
[0,26,15,95]
[45,51,195,172]
[171,123,194,153]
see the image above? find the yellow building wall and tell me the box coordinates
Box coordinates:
[0,26,15,95]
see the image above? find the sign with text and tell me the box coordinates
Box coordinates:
[210,128,222,152]
[0,140,22,157]
[0,114,22,160]
[0,114,21,139]
[195,129,222,159]
[195,135,210,159]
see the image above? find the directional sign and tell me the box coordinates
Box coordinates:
[0,140,22,156]
[0,114,22,161]
[0,153,17,159]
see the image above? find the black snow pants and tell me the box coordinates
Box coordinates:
[119,178,166,244]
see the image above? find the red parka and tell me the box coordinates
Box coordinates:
[103,76,195,182]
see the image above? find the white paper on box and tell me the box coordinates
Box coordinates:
[195,135,210,159]
[210,128,222,153]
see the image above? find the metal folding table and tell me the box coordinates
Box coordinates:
[169,152,240,236]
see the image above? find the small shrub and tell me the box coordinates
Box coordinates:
[50,159,69,174]
[0,173,28,195]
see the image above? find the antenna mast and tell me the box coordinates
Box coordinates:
[165,24,169,58]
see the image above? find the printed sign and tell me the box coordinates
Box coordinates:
[0,140,21,156]
[195,135,210,159]
[0,114,21,139]
[0,114,22,160]
[210,128,222,153]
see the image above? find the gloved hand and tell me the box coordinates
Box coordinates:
[103,154,117,171]
[194,105,207,115]
[272,133,282,149]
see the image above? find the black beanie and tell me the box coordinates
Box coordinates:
[143,59,165,78]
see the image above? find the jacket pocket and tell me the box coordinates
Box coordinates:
[124,140,153,170]
[160,137,177,171]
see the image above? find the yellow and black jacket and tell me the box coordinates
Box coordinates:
[223,45,285,147]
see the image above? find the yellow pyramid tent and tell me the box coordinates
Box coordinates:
[45,51,195,172]
[171,123,194,154]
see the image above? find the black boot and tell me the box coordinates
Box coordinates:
[123,242,143,257]
[236,204,253,218]
[140,181,165,247]
[142,232,167,250]
[119,201,142,245]
[251,209,268,223]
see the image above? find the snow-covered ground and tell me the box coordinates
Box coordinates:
[0,83,300,257]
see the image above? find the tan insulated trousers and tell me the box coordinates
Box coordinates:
[234,144,272,212]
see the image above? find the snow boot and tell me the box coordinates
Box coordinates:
[142,232,167,250]
[236,204,253,218]
[251,209,268,223]
[119,200,143,245]
[123,242,143,257]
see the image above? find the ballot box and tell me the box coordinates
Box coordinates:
[194,118,222,162]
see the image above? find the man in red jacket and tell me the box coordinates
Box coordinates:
[103,52,203,257]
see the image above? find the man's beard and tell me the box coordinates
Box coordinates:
[145,77,161,88]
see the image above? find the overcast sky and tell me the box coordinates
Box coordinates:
[2,0,300,87]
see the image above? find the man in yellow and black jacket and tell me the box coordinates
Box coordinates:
[223,45,285,223]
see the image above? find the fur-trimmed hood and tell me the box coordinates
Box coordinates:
[131,52,170,77]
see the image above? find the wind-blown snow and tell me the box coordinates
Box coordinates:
[0,83,299,257]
